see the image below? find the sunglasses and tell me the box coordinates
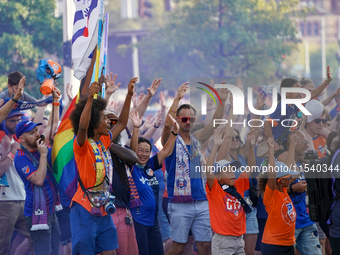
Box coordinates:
[178,117,196,123]
[314,119,327,124]
[277,175,292,183]
[232,135,240,141]
[108,119,118,128]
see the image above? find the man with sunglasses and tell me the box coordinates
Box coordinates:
[162,82,229,255]
[303,100,328,159]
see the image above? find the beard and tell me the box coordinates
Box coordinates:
[26,139,38,149]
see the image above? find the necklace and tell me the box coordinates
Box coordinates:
[178,135,197,160]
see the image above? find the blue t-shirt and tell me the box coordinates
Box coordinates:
[166,142,206,201]
[130,155,162,226]
[14,148,57,216]
[289,173,314,229]
[267,103,298,142]
[330,104,340,119]
[150,140,165,191]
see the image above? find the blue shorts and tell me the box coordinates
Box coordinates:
[56,206,72,245]
[168,200,212,243]
[70,202,118,255]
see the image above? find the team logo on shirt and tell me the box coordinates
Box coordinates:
[223,194,242,217]
[22,166,30,174]
[281,197,296,226]
[176,177,187,189]
[146,168,154,176]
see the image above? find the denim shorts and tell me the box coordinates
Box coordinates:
[70,202,118,254]
[294,223,322,255]
[245,205,259,234]
[168,200,212,243]
[25,213,61,255]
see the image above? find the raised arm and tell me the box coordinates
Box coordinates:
[322,88,340,106]
[161,82,189,146]
[157,115,179,165]
[27,139,48,186]
[104,73,121,102]
[266,137,276,190]
[310,66,332,99]
[0,76,25,123]
[111,77,136,141]
[43,87,62,142]
[129,110,143,153]
[77,82,99,146]
[194,87,229,144]
[245,128,257,178]
[206,126,225,190]
[126,78,161,132]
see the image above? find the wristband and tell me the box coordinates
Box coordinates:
[7,152,14,161]
[134,125,141,128]
[11,96,18,103]
[154,124,160,129]
[52,102,60,106]
[169,107,177,114]
[171,130,179,136]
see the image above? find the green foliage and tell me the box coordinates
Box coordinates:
[138,0,301,86]
[0,0,62,98]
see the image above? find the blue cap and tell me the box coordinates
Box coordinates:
[6,111,23,120]
[15,121,42,138]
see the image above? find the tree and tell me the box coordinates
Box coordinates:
[0,0,62,98]
[138,0,301,86]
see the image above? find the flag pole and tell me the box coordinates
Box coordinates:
[94,0,104,99]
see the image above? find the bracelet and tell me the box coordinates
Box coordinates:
[154,124,160,129]
[134,125,141,128]
[52,102,60,106]
[7,152,14,161]
[169,107,177,114]
[171,130,179,136]
[11,96,18,103]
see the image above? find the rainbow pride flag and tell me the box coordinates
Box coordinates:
[52,96,78,199]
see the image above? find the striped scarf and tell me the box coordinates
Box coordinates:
[129,165,142,208]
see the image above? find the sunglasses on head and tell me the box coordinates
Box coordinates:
[178,117,196,123]
[314,118,327,124]
[232,135,240,141]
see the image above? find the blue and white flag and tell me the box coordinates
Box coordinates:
[72,0,102,80]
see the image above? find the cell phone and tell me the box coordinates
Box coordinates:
[40,135,45,142]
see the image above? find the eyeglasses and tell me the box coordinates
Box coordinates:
[178,117,196,123]
[6,119,20,123]
[314,119,327,124]
[232,135,240,141]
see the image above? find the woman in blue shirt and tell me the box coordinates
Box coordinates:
[129,111,179,255]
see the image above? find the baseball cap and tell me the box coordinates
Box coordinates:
[275,161,300,178]
[305,99,324,123]
[6,111,23,120]
[214,159,241,174]
[15,120,42,138]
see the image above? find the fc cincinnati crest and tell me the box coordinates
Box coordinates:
[176,177,187,189]
[22,166,30,174]
[146,169,154,176]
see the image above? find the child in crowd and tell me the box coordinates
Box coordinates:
[257,137,299,255]
[206,127,256,255]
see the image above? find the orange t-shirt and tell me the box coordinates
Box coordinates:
[262,184,296,246]
[72,133,112,215]
[312,135,327,159]
[206,172,249,236]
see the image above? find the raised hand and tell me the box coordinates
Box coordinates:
[159,91,166,108]
[213,126,225,146]
[37,137,48,156]
[219,88,229,101]
[255,89,266,110]
[154,111,162,127]
[147,78,162,96]
[247,128,257,146]
[66,83,74,101]
[105,73,121,95]
[175,82,189,100]
[129,110,142,127]
[143,114,153,130]
[266,137,275,150]
[168,114,179,133]
[137,93,145,105]
[14,76,26,100]
[290,133,299,147]
[89,82,100,98]
[128,77,138,96]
